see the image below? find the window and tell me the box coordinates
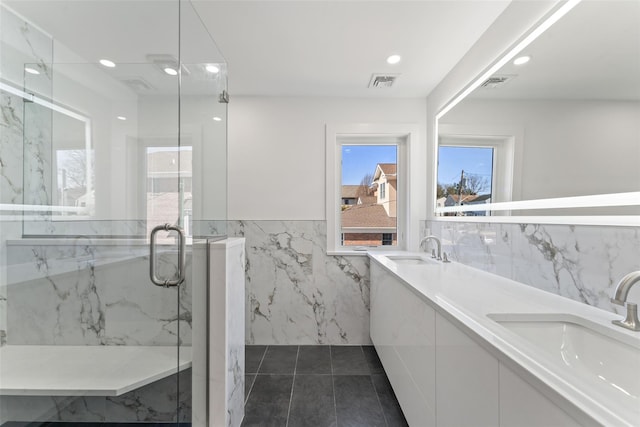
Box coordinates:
[145,145,193,238]
[339,144,397,247]
[435,125,518,217]
[437,145,494,216]
[326,123,421,255]
[56,149,95,215]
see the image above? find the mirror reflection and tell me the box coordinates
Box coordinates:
[436,0,640,216]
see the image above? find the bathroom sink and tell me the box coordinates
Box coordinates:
[488,313,640,400]
[385,255,435,265]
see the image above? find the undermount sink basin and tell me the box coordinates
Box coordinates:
[385,255,434,265]
[488,313,640,401]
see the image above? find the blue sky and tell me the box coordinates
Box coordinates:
[437,146,493,187]
[342,145,397,185]
[340,144,493,189]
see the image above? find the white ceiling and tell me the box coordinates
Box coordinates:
[190,1,511,97]
[6,0,512,98]
[471,0,640,101]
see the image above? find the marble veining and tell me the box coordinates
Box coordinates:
[228,220,371,345]
[0,93,24,204]
[6,243,192,346]
[0,371,191,423]
[426,220,640,315]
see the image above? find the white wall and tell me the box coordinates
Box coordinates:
[441,98,640,200]
[228,96,427,220]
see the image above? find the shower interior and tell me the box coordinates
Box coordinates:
[0,0,227,424]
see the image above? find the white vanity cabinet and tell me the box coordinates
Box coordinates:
[435,311,499,426]
[370,261,592,427]
[370,262,437,426]
[498,364,583,427]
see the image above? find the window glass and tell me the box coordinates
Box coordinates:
[146,146,193,238]
[341,145,397,246]
[56,149,95,214]
[437,146,493,216]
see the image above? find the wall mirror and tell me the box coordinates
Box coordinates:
[435,0,640,222]
[0,79,94,219]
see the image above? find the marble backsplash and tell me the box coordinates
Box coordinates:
[226,220,371,345]
[425,220,640,315]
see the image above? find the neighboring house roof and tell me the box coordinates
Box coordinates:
[342,203,396,228]
[373,163,397,181]
[357,196,376,205]
[471,194,492,203]
[341,185,361,199]
[445,194,491,205]
[447,194,479,204]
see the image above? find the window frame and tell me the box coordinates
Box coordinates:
[434,123,521,217]
[326,123,422,255]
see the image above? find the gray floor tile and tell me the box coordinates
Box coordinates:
[241,374,293,427]
[245,345,267,374]
[334,375,386,427]
[245,374,256,401]
[288,375,337,427]
[297,345,332,374]
[362,346,385,374]
[259,345,298,374]
[331,346,369,375]
[372,374,409,427]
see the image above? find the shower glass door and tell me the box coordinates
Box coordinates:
[0,0,227,425]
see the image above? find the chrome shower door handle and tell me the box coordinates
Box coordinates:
[149,223,186,287]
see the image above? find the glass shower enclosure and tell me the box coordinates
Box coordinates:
[0,0,227,424]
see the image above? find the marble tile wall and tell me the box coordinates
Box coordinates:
[0,370,191,423]
[426,220,640,316]
[227,220,371,345]
[207,238,245,427]
[1,4,54,343]
[1,240,195,424]
[5,241,192,346]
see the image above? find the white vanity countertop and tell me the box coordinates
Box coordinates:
[0,345,192,396]
[368,252,640,426]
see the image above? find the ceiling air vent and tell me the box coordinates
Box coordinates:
[121,77,154,92]
[480,75,516,89]
[368,74,399,88]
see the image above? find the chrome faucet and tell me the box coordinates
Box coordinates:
[611,271,640,331]
[420,235,442,261]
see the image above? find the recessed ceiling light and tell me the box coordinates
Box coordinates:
[386,54,401,65]
[513,55,531,66]
[206,64,220,73]
[212,116,222,122]
[99,59,116,68]
[117,116,127,121]
[25,67,40,75]
[164,67,178,76]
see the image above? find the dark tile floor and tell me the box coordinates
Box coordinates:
[243,345,408,427]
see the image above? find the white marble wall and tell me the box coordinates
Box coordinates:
[426,220,640,315]
[227,220,371,345]
[206,238,245,427]
[1,370,192,423]
[5,240,192,346]
[1,4,54,345]
[1,239,195,423]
